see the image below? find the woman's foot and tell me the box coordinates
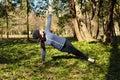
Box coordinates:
[88,58,95,63]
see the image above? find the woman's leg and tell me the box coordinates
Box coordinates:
[61,40,88,60]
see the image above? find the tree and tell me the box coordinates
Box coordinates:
[114,1,120,33]
[103,0,117,45]
[70,0,93,41]
[0,0,21,38]
[2,0,10,39]
[0,2,6,38]
[26,0,30,41]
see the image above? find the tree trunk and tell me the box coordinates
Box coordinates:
[118,19,120,31]
[90,0,101,39]
[95,19,100,39]
[72,18,83,41]
[70,0,93,41]
[0,27,3,38]
[103,0,117,45]
[118,4,120,31]
[5,2,9,39]
[20,0,23,9]
[91,16,99,38]
[26,0,29,41]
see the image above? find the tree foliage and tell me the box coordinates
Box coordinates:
[29,0,49,15]
[0,0,119,43]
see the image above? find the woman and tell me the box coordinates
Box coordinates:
[32,6,95,64]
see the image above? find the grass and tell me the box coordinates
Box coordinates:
[0,38,120,80]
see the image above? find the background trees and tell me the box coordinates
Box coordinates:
[0,0,120,45]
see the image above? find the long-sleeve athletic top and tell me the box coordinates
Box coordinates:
[41,14,66,61]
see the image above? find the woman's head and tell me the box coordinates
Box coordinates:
[32,29,46,42]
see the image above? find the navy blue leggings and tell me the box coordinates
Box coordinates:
[61,40,88,60]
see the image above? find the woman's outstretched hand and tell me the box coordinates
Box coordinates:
[48,6,53,14]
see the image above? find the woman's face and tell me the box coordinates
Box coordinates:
[38,30,46,42]
[39,30,44,37]
[36,30,44,42]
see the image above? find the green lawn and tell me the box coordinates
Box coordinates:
[0,38,120,80]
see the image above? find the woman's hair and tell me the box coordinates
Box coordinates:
[32,30,41,39]
[32,29,46,41]
[32,29,46,49]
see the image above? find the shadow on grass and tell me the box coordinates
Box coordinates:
[0,38,37,46]
[106,36,120,80]
[0,37,77,64]
[0,39,37,64]
[0,53,29,64]
[51,54,79,60]
[0,50,38,64]
[41,55,80,70]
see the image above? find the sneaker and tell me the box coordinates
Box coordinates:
[88,58,95,63]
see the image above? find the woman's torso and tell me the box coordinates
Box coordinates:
[45,31,66,50]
